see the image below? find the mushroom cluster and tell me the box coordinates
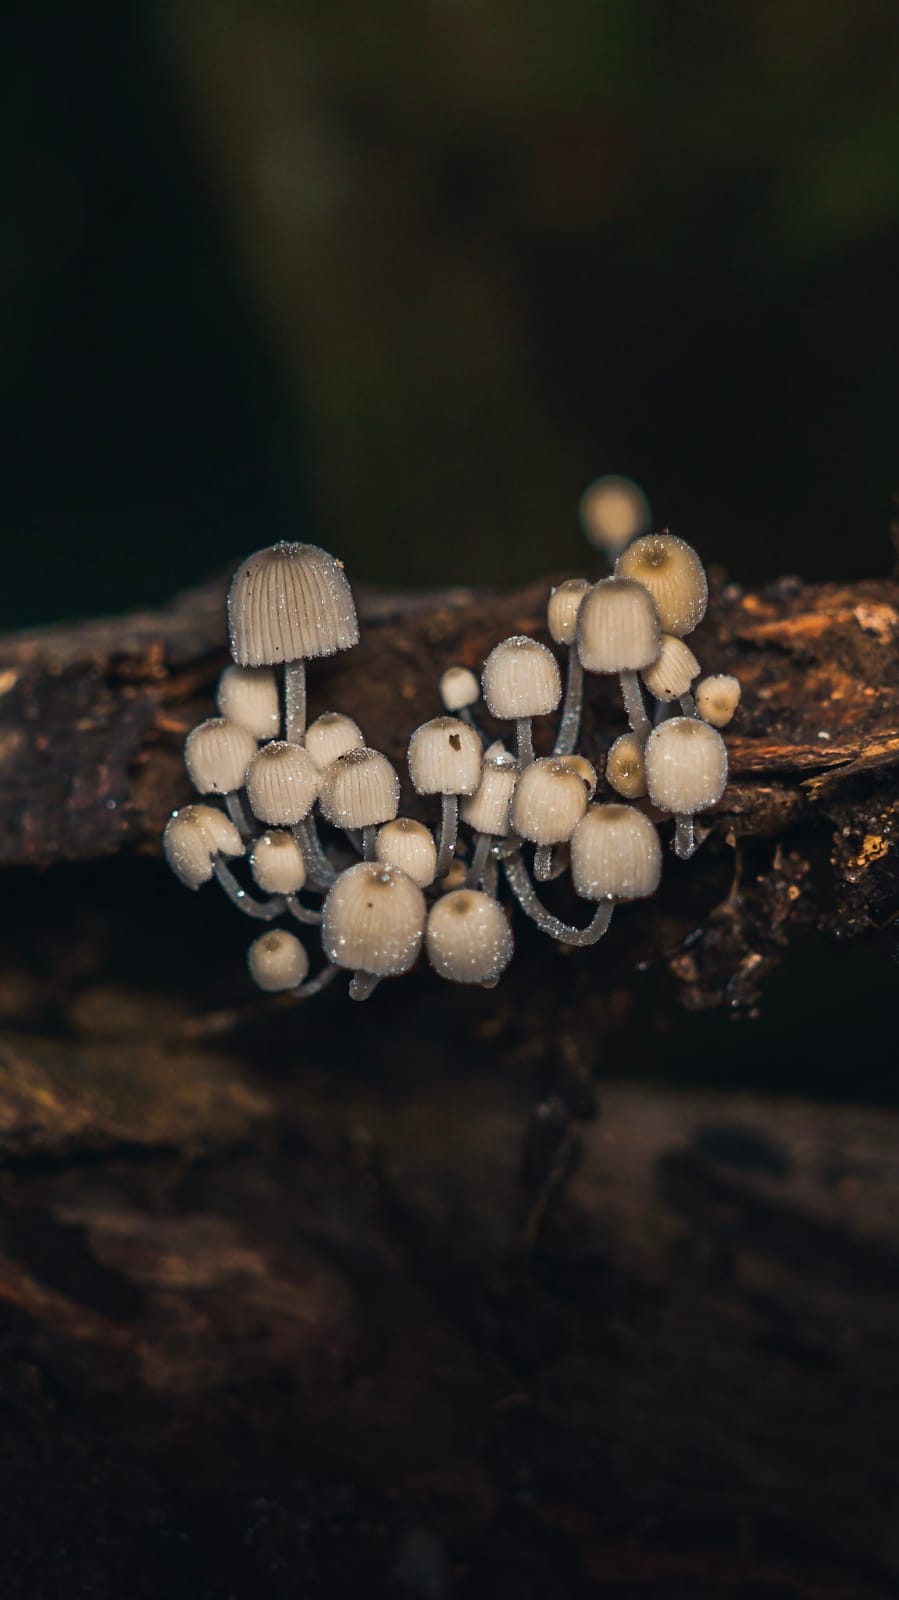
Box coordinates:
[164,501,739,1002]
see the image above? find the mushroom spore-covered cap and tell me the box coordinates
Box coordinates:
[426,889,514,985]
[641,634,700,702]
[163,804,243,889]
[216,665,281,740]
[228,542,360,666]
[305,711,365,771]
[615,533,707,637]
[375,817,438,887]
[644,716,728,815]
[319,747,400,829]
[184,718,257,795]
[247,929,309,991]
[408,716,482,796]
[482,636,561,720]
[547,578,590,646]
[460,752,519,838]
[511,756,589,846]
[571,804,662,901]
[322,861,425,976]
[576,578,661,674]
[245,740,319,825]
[696,674,741,729]
[249,829,307,894]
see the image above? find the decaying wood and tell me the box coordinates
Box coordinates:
[2,570,899,1595]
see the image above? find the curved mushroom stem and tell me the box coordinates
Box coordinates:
[289,963,339,1000]
[212,857,286,920]
[362,825,378,861]
[435,794,459,879]
[284,659,307,745]
[466,830,495,889]
[482,854,499,898]
[553,646,584,756]
[674,814,696,860]
[503,851,615,946]
[534,844,554,882]
[293,818,339,888]
[225,791,255,839]
[349,971,380,1002]
[285,894,324,926]
[679,691,697,718]
[619,670,651,744]
[516,717,536,768]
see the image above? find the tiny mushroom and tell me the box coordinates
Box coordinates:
[249,829,307,895]
[641,634,700,704]
[615,533,708,638]
[576,577,661,742]
[605,731,648,800]
[578,475,651,561]
[216,665,281,740]
[482,635,561,768]
[247,928,310,992]
[245,740,319,826]
[511,755,589,880]
[644,716,728,859]
[426,889,513,986]
[319,747,400,856]
[548,578,591,757]
[163,804,243,890]
[305,712,365,771]
[570,803,662,902]
[408,715,483,878]
[376,817,438,888]
[696,674,741,729]
[322,861,426,1001]
[439,666,480,716]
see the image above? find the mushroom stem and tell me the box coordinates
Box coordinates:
[534,844,554,882]
[482,855,499,898]
[516,717,536,768]
[285,894,324,926]
[349,971,380,1003]
[290,963,340,1000]
[466,830,495,889]
[293,818,339,888]
[435,793,459,878]
[553,646,584,756]
[674,814,696,859]
[284,659,307,745]
[212,857,286,920]
[224,791,255,839]
[679,691,697,718]
[619,670,651,744]
[503,851,615,947]
[362,824,378,861]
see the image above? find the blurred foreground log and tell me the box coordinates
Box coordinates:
[1,570,899,1596]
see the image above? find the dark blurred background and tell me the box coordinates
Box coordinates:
[3,0,898,630]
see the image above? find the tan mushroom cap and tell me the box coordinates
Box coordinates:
[245,741,319,825]
[482,636,562,720]
[439,666,480,712]
[547,578,590,646]
[579,475,651,557]
[163,804,243,890]
[408,716,482,796]
[555,754,598,799]
[305,711,365,771]
[322,861,425,976]
[249,829,307,895]
[228,542,359,666]
[376,817,438,888]
[319,747,400,829]
[571,804,662,901]
[185,718,257,795]
[247,928,309,991]
[615,533,708,637]
[605,732,647,800]
[696,674,741,729]
[461,753,519,838]
[511,756,589,846]
[644,716,728,815]
[216,665,281,740]
[577,578,661,674]
[426,889,514,985]
[641,634,700,701]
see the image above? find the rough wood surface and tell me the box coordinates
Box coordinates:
[2,569,899,1595]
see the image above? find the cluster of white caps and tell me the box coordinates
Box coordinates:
[164,483,740,1003]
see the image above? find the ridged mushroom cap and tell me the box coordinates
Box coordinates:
[571,804,662,901]
[245,741,319,825]
[247,929,309,991]
[577,578,661,674]
[482,636,562,720]
[319,747,400,829]
[216,665,281,740]
[375,817,438,888]
[408,716,482,796]
[228,542,359,666]
[249,829,307,895]
[644,716,728,815]
[615,533,708,637]
[426,890,514,985]
[184,718,257,795]
[163,804,243,889]
[547,578,590,646]
[305,711,365,771]
[460,752,519,838]
[510,756,589,846]
[641,634,700,701]
[322,862,425,976]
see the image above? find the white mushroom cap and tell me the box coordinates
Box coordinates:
[555,754,598,800]
[426,890,514,985]
[547,578,590,646]
[247,928,310,991]
[644,716,728,815]
[460,752,519,837]
[408,716,482,796]
[579,475,651,557]
[249,829,307,894]
[245,740,319,825]
[375,817,438,887]
[228,542,359,666]
[641,634,700,701]
[439,666,480,712]
[571,804,662,901]
[482,636,562,720]
[605,732,647,799]
[576,578,661,674]
[184,718,257,795]
[216,665,280,740]
[163,804,243,890]
[696,674,741,729]
[319,747,400,829]
[305,711,365,771]
[322,861,425,976]
[510,756,589,846]
[615,533,708,637]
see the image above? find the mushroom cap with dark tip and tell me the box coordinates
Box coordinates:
[228,542,359,666]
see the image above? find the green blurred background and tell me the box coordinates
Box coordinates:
[4,0,899,629]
